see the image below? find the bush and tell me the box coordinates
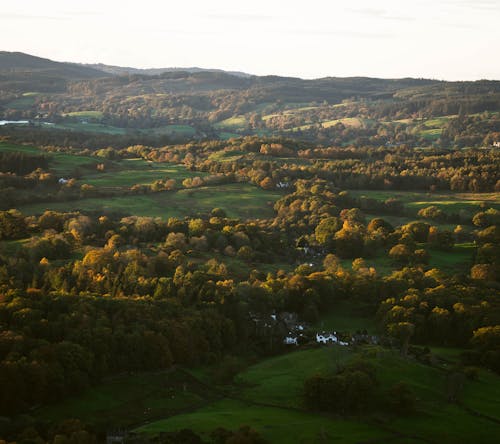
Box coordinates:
[386,381,417,415]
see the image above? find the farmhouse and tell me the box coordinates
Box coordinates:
[284,334,299,345]
[276,181,290,189]
[316,332,338,344]
[316,332,349,346]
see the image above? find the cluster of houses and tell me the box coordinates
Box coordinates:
[283,329,351,347]
[250,311,377,349]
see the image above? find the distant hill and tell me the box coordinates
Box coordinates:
[83,63,253,78]
[0,52,110,92]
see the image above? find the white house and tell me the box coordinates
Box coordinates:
[284,335,299,345]
[276,182,290,189]
[315,332,349,346]
[316,332,338,344]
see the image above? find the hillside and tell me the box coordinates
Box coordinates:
[0,52,499,149]
[83,62,253,78]
[0,52,110,92]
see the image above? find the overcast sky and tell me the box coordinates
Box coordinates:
[1,0,499,80]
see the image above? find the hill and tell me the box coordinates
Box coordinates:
[0,51,110,91]
[83,62,253,78]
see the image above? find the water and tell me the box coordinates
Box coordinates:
[0,120,30,125]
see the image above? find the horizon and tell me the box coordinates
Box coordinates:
[5,49,500,83]
[1,0,499,81]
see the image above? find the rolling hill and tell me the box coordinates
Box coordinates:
[0,51,110,91]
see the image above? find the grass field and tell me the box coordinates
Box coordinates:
[136,398,391,443]
[47,122,129,135]
[218,131,242,140]
[427,242,475,271]
[136,346,500,443]
[214,116,248,130]
[6,96,37,110]
[19,183,283,220]
[0,142,42,154]
[236,348,353,409]
[148,125,196,136]
[208,149,246,162]
[350,190,500,215]
[63,111,104,119]
[420,128,442,140]
[33,369,214,431]
[81,159,204,188]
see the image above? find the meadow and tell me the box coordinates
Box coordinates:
[19,183,283,220]
[129,345,500,443]
[0,142,283,219]
[25,315,500,443]
[349,189,500,215]
[33,369,215,431]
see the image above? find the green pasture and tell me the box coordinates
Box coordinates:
[34,369,212,430]
[63,111,104,119]
[218,131,242,140]
[322,117,367,129]
[208,149,246,162]
[138,346,500,443]
[427,243,475,271]
[423,116,456,128]
[19,183,283,220]
[48,122,128,135]
[0,142,42,154]
[0,142,100,175]
[285,117,373,132]
[236,348,352,409]
[135,398,390,444]
[50,152,101,175]
[214,116,248,130]
[5,96,36,110]
[349,190,500,215]
[23,339,500,443]
[148,125,196,136]
[420,128,442,140]
[81,159,203,188]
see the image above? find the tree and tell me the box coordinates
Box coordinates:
[386,382,417,415]
[259,177,275,190]
[470,264,496,281]
[315,217,341,249]
[418,206,445,222]
[388,322,415,356]
[389,244,412,265]
[0,210,28,240]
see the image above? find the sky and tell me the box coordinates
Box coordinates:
[1,0,499,80]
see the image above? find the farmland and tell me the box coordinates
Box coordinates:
[36,344,499,444]
[19,183,283,219]
[135,347,500,443]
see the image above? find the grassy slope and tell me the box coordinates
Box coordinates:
[33,369,213,431]
[214,116,248,129]
[137,347,500,443]
[137,398,391,444]
[63,111,104,119]
[80,159,204,188]
[349,190,500,214]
